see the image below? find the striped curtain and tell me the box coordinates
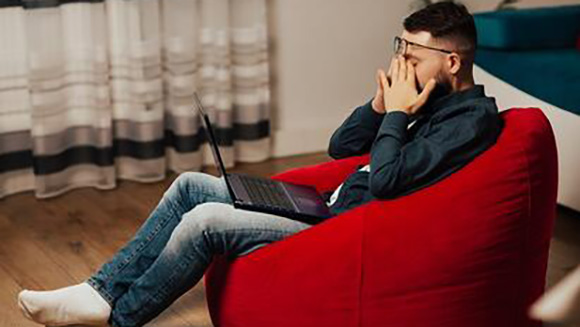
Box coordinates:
[0,0,271,199]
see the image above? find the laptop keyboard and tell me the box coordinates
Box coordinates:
[239,176,296,211]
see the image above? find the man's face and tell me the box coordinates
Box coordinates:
[398,30,452,93]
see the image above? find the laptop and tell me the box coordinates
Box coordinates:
[193,93,332,225]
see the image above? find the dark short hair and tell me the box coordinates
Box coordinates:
[404,1,477,57]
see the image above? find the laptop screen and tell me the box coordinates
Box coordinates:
[193,93,236,198]
[193,93,227,176]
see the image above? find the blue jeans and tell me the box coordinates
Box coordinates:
[85,172,313,327]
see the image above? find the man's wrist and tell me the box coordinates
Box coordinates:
[386,108,410,116]
[371,98,386,114]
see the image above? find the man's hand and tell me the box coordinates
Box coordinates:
[379,56,436,116]
[371,69,387,114]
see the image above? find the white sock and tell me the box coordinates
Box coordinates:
[17,282,111,326]
[529,265,580,323]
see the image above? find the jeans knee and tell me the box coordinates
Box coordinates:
[174,171,204,190]
[164,172,205,199]
[180,202,232,234]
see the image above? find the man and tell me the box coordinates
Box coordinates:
[325,1,501,215]
[17,2,501,327]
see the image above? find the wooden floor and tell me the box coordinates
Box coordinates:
[0,152,332,327]
[1,152,579,327]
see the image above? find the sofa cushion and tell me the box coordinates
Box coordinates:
[474,5,580,50]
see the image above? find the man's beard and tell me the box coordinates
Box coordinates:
[417,71,453,115]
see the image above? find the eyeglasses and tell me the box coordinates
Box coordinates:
[394,36,453,56]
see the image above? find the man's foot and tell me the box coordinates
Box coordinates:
[17,282,111,326]
[529,265,580,323]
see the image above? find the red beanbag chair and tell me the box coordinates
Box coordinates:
[204,108,558,327]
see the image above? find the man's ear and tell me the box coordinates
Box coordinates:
[447,53,462,75]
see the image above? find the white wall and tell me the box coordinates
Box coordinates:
[268,0,414,157]
[268,0,580,157]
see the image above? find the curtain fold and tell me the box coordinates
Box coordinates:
[0,0,271,199]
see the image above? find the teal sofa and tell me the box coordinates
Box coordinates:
[474,5,580,114]
[473,5,580,212]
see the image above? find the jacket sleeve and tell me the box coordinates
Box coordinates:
[368,108,500,199]
[328,100,385,159]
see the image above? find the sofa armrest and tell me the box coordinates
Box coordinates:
[271,154,370,193]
